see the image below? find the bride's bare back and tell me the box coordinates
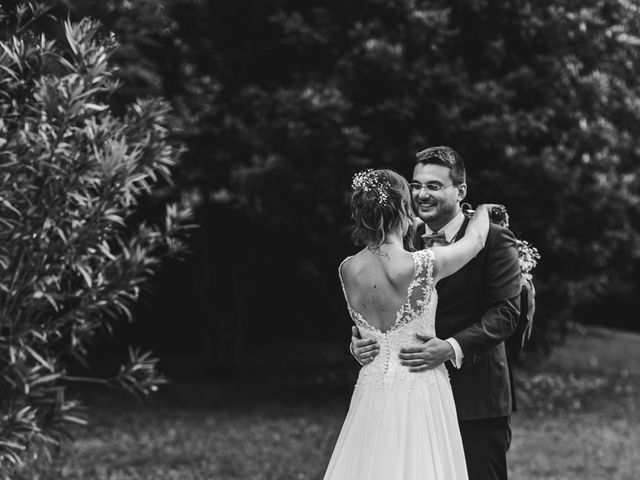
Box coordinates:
[340,249,416,333]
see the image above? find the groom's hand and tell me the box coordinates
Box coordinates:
[351,326,380,364]
[398,334,455,372]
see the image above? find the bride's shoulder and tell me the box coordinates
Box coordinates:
[338,249,365,274]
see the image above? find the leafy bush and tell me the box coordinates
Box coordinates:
[0,3,191,474]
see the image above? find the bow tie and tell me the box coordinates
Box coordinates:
[422,230,448,247]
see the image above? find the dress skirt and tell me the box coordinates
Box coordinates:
[323,365,468,480]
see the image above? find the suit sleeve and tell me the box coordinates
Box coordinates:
[451,225,521,361]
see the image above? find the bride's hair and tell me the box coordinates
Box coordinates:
[350,169,415,249]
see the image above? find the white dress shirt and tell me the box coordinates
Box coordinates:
[425,210,465,369]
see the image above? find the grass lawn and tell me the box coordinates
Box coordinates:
[20,324,640,479]
[508,325,640,480]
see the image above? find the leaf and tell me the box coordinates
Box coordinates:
[0,64,20,82]
[103,214,125,226]
[57,55,78,73]
[24,345,54,372]
[75,264,93,288]
[29,373,62,386]
[62,415,88,426]
[0,441,26,450]
[0,197,21,217]
[84,103,108,112]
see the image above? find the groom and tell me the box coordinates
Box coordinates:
[351,146,521,480]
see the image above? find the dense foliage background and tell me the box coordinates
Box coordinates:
[5,0,640,375]
[57,0,640,374]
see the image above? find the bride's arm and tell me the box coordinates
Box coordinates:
[431,204,491,283]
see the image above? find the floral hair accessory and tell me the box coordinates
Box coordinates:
[351,169,390,206]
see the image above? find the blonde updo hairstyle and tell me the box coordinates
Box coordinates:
[350,169,416,249]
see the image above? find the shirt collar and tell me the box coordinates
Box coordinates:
[425,210,465,243]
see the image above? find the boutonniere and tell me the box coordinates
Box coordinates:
[463,203,541,348]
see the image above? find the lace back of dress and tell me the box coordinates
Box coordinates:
[338,249,436,336]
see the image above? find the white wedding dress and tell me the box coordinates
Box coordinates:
[324,249,468,480]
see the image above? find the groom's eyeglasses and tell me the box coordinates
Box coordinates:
[409,182,457,192]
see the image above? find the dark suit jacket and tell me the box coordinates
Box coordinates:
[414,218,521,421]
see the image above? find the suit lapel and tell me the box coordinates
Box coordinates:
[434,217,470,290]
[453,217,470,242]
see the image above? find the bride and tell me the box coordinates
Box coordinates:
[324,169,491,480]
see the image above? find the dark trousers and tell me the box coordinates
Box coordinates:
[459,416,511,480]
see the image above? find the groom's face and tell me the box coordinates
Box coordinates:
[411,163,465,230]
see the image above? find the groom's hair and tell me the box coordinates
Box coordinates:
[415,146,466,185]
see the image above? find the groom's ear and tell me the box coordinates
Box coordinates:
[456,183,467,202]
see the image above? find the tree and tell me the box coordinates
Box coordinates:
[51,0,640,361]
[157,0,640,350]
[0,3,191,473]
